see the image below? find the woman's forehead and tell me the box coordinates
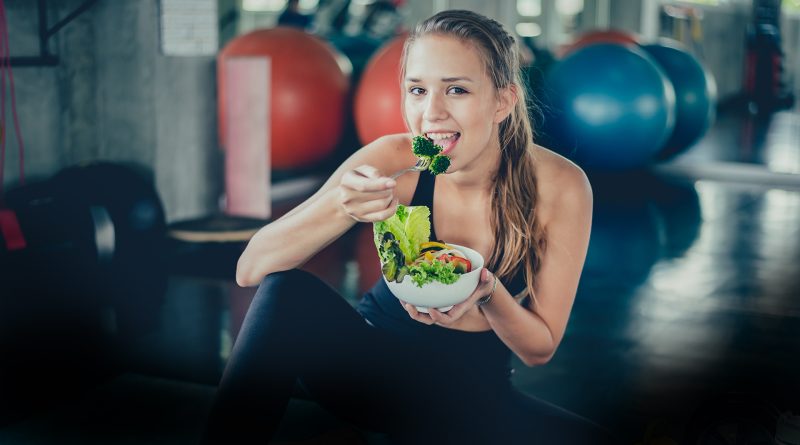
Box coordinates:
[405,35,485,81]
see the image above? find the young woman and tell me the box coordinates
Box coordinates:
[202,9,610,445]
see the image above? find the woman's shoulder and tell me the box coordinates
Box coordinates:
[531,145,592,226]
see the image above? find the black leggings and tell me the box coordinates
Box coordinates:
[201,269,613,444]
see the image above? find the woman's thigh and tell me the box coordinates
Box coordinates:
[260,270,429,432]
[296,321,457,435]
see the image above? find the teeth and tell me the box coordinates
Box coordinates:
[426,132,458,140]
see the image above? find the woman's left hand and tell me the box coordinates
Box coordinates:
[400,268,496,327]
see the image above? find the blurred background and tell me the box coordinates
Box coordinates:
[0,0,799,444]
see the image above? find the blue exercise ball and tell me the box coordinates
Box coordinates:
[542,44,676,170]
[642,41,717,160]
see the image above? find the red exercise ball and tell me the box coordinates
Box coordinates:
[218,27,350,170]
[559,29,640,58]
[354,35,408,146]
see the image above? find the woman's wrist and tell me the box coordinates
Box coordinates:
[476,275,498,308]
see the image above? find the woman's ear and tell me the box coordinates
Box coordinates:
[494,85,518,124]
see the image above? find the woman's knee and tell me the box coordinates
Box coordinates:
[259,268,317,292]
[252,269,329,314]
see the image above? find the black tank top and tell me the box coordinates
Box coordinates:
[356,172,527,381]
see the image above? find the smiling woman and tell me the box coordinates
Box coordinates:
[201,9,611,445]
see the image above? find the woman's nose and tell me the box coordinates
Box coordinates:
[422,94,448,121]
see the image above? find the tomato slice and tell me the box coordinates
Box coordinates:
[451,256,471,274]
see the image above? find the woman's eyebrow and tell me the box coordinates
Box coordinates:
[404,76,474,83]
[441,76,473,82]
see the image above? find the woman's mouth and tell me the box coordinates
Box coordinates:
[426,132,460,155]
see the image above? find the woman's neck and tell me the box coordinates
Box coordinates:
[441,139,501,194]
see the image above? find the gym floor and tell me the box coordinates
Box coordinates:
[1,104,799,444]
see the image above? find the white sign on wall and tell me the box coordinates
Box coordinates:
[159,0,219,56]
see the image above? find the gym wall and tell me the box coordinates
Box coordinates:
[3,0,222,223]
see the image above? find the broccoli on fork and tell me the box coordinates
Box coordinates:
[412,136,441,158]
[429,155,451,175]
[411,136,451,175]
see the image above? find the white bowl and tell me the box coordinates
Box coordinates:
[383,243,485,313]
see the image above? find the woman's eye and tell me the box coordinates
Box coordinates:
[409,87,425,95]
[448,86,468,95]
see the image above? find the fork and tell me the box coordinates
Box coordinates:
[390,157,431,179]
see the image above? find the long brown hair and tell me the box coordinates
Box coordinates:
[401,10,546,302]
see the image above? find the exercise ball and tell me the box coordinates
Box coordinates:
[354,35,407,145]
[642,41,717,160]
[218,27,350,170]
[542,44,676,170]
[559,29,640,58]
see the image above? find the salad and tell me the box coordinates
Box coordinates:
[374,204,472,288]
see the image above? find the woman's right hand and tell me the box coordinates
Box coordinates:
[338,165,398,223]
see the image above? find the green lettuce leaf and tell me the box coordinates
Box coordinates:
[373,204,430,264]
[377,232,405,282]
[373,218,406,260]
[407,260,459,287]
[402,205,430,261]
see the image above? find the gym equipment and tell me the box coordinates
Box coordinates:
[218,28,350,170]
[1,162,168,426]
[328,34,383,83]
[168,214,265,280]
[353,35,407,145]
[541,44,676,170]
[1,161,168,307]
[1,180,100,283]
[742,0,795,114]
[642,41,717,160]
[559,29,640,58]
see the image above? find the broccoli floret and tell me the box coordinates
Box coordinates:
[429,155,451,175]
[412,136,441,158]
[410,135,449,175]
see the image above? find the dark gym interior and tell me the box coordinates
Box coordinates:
[1,0,799,444]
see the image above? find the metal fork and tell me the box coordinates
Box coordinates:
[390,157,431,179]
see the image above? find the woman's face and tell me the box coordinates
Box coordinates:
[403,34,511,174]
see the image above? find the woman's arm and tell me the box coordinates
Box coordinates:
[481,164,593,366]
[235,135,412,287]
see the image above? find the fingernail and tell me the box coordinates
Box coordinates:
[385,179,396,188]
